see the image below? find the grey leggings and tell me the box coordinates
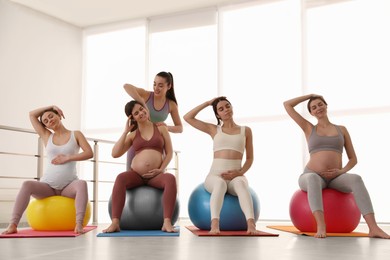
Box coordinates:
[298,168,374,216]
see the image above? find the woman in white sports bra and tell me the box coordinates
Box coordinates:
[184,96,260,235]
[284,94,389,239]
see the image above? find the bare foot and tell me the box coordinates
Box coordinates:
[2,223,17,235]
[313,211,326,238]
[74,223,85,234]
[314,225,327,238]
[246,219,261,235]
[369,226,390,239]
[364,214,390,239]
[209,218,220,235]
[102,219,120,233]
[161,218,176,233]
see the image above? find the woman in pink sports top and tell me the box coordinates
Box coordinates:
[103,100,177,233]
[123,72,183,171]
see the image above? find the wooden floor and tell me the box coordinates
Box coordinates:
[1,220,390,260]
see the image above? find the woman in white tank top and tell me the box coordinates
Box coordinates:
[2,106,93,235]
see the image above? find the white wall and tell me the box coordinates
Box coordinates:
[0,0,82,224]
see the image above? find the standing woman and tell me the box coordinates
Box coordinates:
[2,106,93,234]
[103,100,177,233]
[123,71,183,133]
[184,96,259,235]
[284,94,389,239]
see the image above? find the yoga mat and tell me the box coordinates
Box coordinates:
[0,226,97,238]
[267,225,369,237]
[97,227,180,237]
[186,226,279,237]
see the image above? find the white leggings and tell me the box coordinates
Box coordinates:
[299,167,374,215]
[204,159,254,221]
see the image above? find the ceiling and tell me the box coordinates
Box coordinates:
[10,0,241,28]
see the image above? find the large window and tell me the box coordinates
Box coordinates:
[307,0,390,109]
[83,22,147,223]
[83,23,146,140]
[148,10,218,212]
[220,0,301,117]
[219,0,302,220]
[306,0,390,222]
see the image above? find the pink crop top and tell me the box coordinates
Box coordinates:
[132,124,164,154]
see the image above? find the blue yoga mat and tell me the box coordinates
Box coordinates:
[97,227,180,237]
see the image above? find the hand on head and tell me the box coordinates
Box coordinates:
[126,116,136,133]
[53,106,65,119]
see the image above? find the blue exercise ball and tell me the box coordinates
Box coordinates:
[188,183,260,231]
[108,186,179,230]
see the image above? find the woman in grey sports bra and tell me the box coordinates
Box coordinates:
[284,94,389,239]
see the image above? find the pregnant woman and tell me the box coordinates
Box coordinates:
[103,100,177,233]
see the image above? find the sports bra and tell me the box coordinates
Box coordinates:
[132,124,164,154]
[145,92,170,123]
[308,125,344,154]
[213,125,245,154]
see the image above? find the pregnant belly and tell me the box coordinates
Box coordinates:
[131,149,163,175]
[307,151,342,172]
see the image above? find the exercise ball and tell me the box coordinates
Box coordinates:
[108,186,180,230]
[188,183,260,231]
[289,189,361,233]
[27,196,91,231]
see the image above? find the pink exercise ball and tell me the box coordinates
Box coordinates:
[289,189,361,233]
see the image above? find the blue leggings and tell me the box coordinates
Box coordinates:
[298,167,374,215]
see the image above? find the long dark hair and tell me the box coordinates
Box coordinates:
[156,71,177,105]
[124,100,145,131]
[211,96,231,125]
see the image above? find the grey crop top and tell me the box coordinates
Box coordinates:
[213,125,245,154]
[308,125,344,154]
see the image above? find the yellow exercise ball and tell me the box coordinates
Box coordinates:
[26,196,91,231]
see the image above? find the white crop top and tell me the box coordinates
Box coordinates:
[40,131,80,190]
[213,125,245,154]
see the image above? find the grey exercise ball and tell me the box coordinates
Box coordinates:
[108,186,180,230]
